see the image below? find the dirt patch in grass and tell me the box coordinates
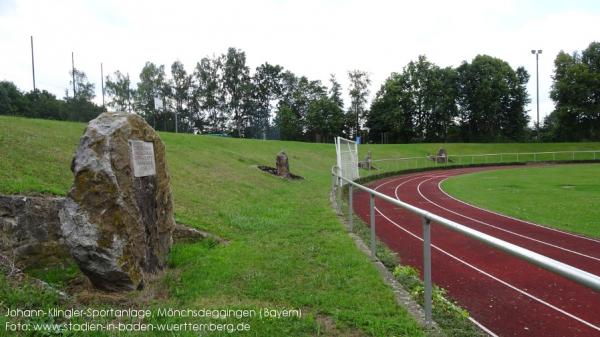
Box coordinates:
[316,315,367,337]
[257,165,304,180]
[70,269,175,307]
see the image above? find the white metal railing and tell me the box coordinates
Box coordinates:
[360,150,600,175]
[331,160,600,326]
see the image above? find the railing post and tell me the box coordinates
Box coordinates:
[500,154,503,162]
[337,177,342,212]
[348,185,353,232]
[553,152,556,161]
[517,152,519,162]
[331,173,336,193]
[595,152,597,160]
[422,217,432,325]
[370,193,376,258]
[573,151,575,160]
[534,153,537,162]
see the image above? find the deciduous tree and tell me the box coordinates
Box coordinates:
[347,70,370,139]
[105,70,135,113]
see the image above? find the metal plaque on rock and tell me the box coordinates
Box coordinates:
[130,140,156,177]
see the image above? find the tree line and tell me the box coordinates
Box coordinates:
[106,48,360,142]
[367,55,530,143]
[542,42,600,141]
[1,42,598,142]
[0,68,104,123]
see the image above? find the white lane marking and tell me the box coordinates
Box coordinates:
[374,172,449,192]
[437,178,600,244]
[374,206,600,333]
[371,164,479,192]
[372,172,443,191]
[468,317,499,337]
[409,177,600,262]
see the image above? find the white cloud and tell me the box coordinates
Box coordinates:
[1,0,598,126]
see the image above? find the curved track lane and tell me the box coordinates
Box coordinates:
[353,166,600,337]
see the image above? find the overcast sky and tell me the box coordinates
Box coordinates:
[1,0,599,125]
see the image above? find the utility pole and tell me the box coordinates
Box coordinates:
[101,63,105,107]
[71,52,77,98]
[174,111,178,133]
[30,36,36,91]
[126,72,132,113]
[531,49,542,139]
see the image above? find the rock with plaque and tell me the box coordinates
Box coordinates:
[276,151,290,178]
[130,140,156,177]
[436,148,448,163]
[60,112,174,291]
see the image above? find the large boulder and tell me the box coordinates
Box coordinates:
[59,112,174,291]
[276,151,290,178]
[0,195,70,268]
[436,148,448,163]
[359,151,373,170]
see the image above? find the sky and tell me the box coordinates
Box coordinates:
[1,0,599,126]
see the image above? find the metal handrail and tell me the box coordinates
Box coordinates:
[369,150,599,163]
[331,164,600,325]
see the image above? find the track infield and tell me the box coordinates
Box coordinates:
[441,164,600,239]
[353,165,600,337]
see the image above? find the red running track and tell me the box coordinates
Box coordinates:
[353,166,600,337]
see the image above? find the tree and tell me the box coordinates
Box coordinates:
[502,67,530,140]
[547,42,600,141]
[194,55,224,133]
[347,70,371,139]
[222,48,251,137]
[69,69,95,102]
[0,81,25,115]
[64,69,102,122]
[456,55,530,142]
[187,76,204,134]
[105,70,135,113]
[367,73,415,143]
[23,89,63,120]
[274,71,329,141]
[136,62,167,129]
[425,66,460,141]
[366,56,459,143]
[329,74,343,109]
[306,96,344,142]
[274,104,302,140]
[170,61,193,133]
[396,56,458,142]
[251,62,283,139]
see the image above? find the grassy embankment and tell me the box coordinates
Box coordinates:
[1,115,600,336]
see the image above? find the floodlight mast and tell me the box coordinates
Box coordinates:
[30,36,36,91]
[101,63,105,107]
[531,49,542,139]
[72,52,76,97]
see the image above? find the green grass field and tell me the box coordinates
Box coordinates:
[1,115,600,336]
[441,164,600,239]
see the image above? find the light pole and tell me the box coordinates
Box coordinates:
[31,36,36,91]
[531,49,542,138]
[101,63,105,108]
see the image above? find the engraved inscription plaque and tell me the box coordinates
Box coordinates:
[130,140,156,177]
